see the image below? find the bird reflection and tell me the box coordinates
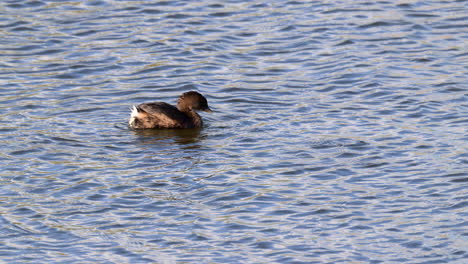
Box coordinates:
[132,127,204,147]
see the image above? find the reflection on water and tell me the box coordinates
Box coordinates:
[132,127,203,146]
[0,0,467,263]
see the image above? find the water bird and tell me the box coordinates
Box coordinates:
[129,91,212,129]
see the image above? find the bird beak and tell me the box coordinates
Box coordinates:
[204,108,213,113]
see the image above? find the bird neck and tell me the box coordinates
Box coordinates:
[185,110,202,128]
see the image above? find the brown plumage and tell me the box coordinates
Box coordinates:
[129,91,212,129]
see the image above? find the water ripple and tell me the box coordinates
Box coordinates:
[0,0,466,263]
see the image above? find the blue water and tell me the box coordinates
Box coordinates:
[0,0,467,263]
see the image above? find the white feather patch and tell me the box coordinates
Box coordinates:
[130,105,139,118]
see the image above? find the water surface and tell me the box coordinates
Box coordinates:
[0,0,467,263]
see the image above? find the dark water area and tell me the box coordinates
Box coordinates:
[1,0,467,263]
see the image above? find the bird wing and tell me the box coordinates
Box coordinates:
[137,102,189,127]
